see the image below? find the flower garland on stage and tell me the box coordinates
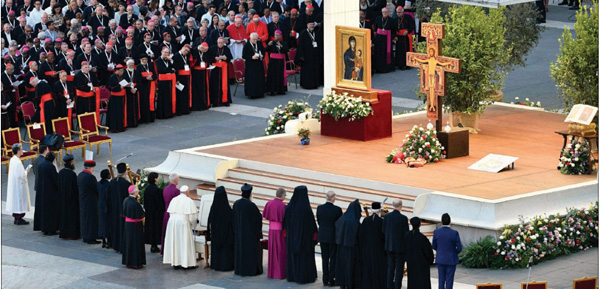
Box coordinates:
[266,100,315,135]
[318,91,373,121]
[386,123,446,166]
[558,138,590,175]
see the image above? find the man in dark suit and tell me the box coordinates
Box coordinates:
[382,199,409,289]
[32,145,49,231]
[316,191,343,286]
[432,213,462,289]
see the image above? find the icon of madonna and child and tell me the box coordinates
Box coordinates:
[343,36,364,81]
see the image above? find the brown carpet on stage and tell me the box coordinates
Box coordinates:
[198,105,596,200]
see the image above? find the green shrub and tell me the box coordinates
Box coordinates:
[460,236,497,268]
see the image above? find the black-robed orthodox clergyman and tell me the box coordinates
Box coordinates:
[335,200,362,289]
[207,186,235,271]
[232,183,263,276]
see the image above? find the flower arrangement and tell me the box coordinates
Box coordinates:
[318,91,373,121]
[558,138,590,175]
[491,203,598,268]
[297,128,310,140]
[511,97,542,107]
[265,100,314,135]
[386,123,446,165]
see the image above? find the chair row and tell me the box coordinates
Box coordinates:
[2,112,112,170]
[477,276,597,289]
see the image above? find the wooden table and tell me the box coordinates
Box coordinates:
[555,130,598,174]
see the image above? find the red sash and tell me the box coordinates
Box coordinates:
[111,89,127,127]
[192,65,210,107]
[76,87,101,124]
[213,61,228,103]
[66,75,74,82]
[44,71,56,76]
[377,28,392,64]
[270,53,287,86]
[141,72,156,111]
[158,73,177,114]
[26,86,36,92]
[125,217,143,222]
[177,69,192,108]
[397,29,414,52]
[39,93,53,124]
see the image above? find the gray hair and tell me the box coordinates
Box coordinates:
[276,188,286,198]
[325,191,336,201]
[109,19,116,25]
[37,32,46,39]
[271,11,279,16]
[250,32,258,39]
[169,173,179,183]
[129,186,139,195]
[11,143,22,155]
[392,199,403,209]
[248,8,256,15]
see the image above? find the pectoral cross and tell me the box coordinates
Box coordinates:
[407,23,461,132]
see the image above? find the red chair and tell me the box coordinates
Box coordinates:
[20,101,35,124]
[52,117,86,158]
[573,277,597,289]
[286,49,298,89]
[521,281,547,289]
[232,58,245,97]
[476,283,502,289]
[26,122,46,154]
[1,127,37,164]
[77,112,112,156]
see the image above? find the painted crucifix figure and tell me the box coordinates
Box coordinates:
[407,23,461,131]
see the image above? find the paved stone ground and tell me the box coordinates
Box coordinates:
[2,4,597,289]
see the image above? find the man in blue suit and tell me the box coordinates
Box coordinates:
[432,213,462,289]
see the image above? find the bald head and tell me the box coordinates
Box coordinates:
[392,199,403,209]
[326,191,336,202]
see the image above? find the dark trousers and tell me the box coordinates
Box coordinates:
[437,264,456,289]
[12,213,25,221]
[321,242,337,285]
[387,251,405,289]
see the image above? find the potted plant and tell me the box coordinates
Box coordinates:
[298,128,311,145]
[417,5,536,133]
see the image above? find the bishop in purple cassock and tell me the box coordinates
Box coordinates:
[160,174,182,255]
[263,188,287,279]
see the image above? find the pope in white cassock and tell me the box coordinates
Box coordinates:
[6,144,32,225]
[163,185,199,269]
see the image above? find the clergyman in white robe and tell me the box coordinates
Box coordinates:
[163,185,199,269]
[6,154,32,224]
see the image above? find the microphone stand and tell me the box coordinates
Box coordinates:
[525,256,533,289]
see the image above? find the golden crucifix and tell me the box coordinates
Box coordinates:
[407,23,461,131]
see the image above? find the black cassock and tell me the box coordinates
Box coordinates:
[97,50,118,86]
[190,50,211,111]
[143,183,164,247]
[53,80,75,118]
[106,74,127,132]
[394,14,415,69]
[34,80,55,134]
[155,57,176,119]
[232,197,263,276]
[172,52,192,115]
[134,63,157,124]
[106,176,131,252]
[123,68,140,128]
[73,71,100,115]
[77,170,99,241]
[208,45,233,107]
[38,160,59,233]
[207,186,234,271]
[122,196,146,267]
[58,167,80,239]
[295,29,322,89]
[335,200,362,289]
[266,40,288,95]
[404,230,434,289]
[359,214,387,289]
[373,16,396,73]
[242,41,266,99]
[283,186,318,284]
[1,73,18,128]
[98,179,109,238]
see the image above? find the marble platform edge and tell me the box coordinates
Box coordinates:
[414,180,599,233]
[145,151,238,185]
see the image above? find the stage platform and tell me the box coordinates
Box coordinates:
[148,104,598,243]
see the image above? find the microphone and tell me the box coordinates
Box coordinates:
[115,153,133,163]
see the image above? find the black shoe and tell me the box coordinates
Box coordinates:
[13,220,16,225]
[558,0,568,4]
[174,266,181,270]
[84,239,101,244]
[223,103,230,107]
[15,219,29,225]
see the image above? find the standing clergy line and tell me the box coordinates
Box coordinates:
[6,161,462,288]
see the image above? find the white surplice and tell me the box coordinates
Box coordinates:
[6,156,31,214]
[163,193,199,268]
